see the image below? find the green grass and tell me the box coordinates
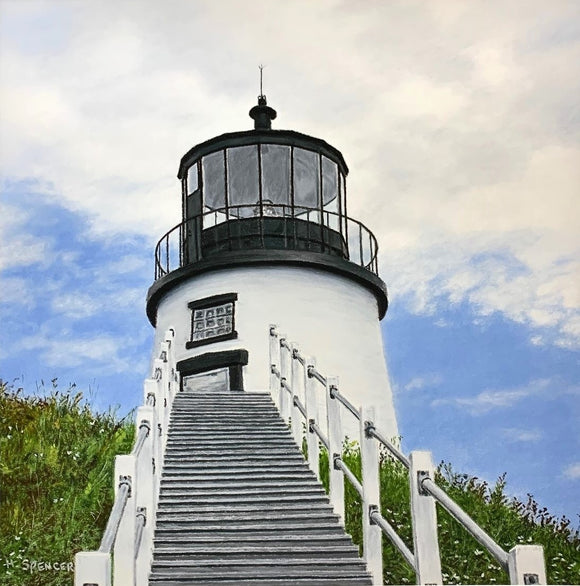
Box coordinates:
[0,379,134,586]
[1,381,578,585]
[318,441,580,584]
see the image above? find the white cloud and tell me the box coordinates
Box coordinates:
[563,463,580,480]
[0,277,34,307]
[404,373,443,392]
[0,0,578,349]
[17,329,142,374]
[432,379,552,415]
[501,428,543,443]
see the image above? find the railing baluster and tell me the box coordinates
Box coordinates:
[290,342,303,448]
[74,552,111,586]
[279,335,290,422]
[360,406,383,584]
[113,455,136,585]
[269,325,279,407]
[305,356,321,480]
[134,408,154,585]
[409,450,442,585]
[508,545,547,585]
[326,376,345,525]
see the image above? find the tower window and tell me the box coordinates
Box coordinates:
[186,293,238,348]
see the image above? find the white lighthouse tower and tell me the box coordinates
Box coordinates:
[146,94,398,438]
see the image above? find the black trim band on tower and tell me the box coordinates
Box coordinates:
[146,249,388,327]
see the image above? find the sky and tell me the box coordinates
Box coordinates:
[0,0,579,527]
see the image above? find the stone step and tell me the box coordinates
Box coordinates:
[151,558,367,570]
[160,451,302,463]
[161,468,314,479]
[153,533,356,546]
[159,479,320,489]
[167,434,293,443]
[149,564,370,581]
[152,544,359,558]
[157,494,333,506]
[157,508,339,523]
[153,523,346,535]
[155,502,334,514]
[161,461,312,471]
[166,434,294,442]
[149,578,371,586]
[157,485,325,497]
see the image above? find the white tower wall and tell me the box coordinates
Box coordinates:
[151,265,398,439]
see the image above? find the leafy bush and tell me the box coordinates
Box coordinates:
[319,441,580,584]
[0,379,134,586]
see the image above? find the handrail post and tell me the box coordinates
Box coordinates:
[360,406,383,584]
[290,342,303,448]
[269,324,279,405]
[113,455,136,585]
[279,334,290,422]
[153,357,167,454]
[409,450,442,585]
[508,545,547,585]
[305,356,320,480]
[74,551,111,586]
[134,407,154,586]
[143,379,160,509]
[326,376,345,525]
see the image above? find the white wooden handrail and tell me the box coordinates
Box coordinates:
[75,329,177,586]
[268,324,547,586]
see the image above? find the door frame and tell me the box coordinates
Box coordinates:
[176,349,248,391]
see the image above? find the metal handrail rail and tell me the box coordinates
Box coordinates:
[366,424,410,468]
[154,203,380,279]
[309,421,330,451]
[280,378,292,394]
[335,457,363,498]
[98,478,131,554]
[268,325,546,584]
[421,476,509,569]
[270,364,281,378]
[293,395,307,419]
[132,421,151,458]
[329,384,360,420]
[279,338,290,350]
[370,508,416,569]
[307,365,327,386]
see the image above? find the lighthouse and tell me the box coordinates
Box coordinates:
[146,94,398,438]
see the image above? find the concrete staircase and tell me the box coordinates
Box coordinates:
[148,388,373,585]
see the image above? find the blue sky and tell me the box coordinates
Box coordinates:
[1,0,579,526]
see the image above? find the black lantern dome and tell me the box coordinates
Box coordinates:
[147,97,387,325]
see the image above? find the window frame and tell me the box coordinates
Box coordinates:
[186,292,238,349]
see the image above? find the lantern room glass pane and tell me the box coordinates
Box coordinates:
[202,152,225,210]
[187,163,199,194]
[228,146,259,218]
[322,156,338,205]
[261,144,290,213]
[293,148,320,210]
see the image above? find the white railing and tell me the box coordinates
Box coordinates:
[269,325,547,586]
[75,329,178,586]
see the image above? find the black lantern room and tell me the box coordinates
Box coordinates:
[148,96,387,324]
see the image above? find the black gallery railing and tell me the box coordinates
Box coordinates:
[154,204,379,279]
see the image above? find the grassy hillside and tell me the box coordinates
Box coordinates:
[0,380,134,586]
[1,380,578,585]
